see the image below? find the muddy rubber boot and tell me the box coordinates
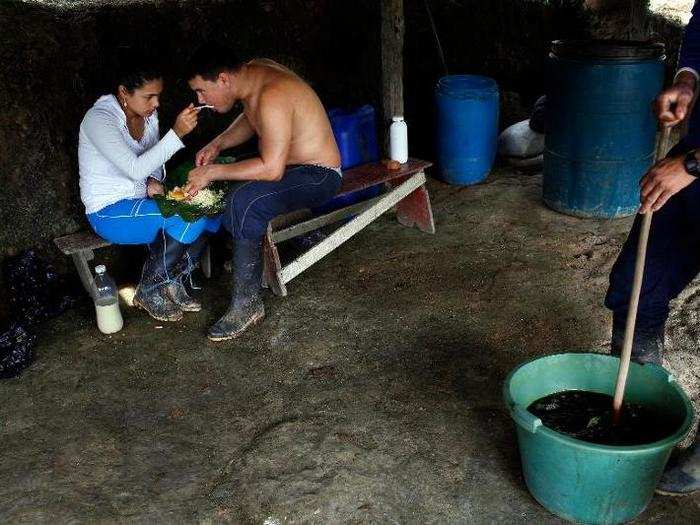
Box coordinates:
[164,279,201,312]
[208,238,265,341]
[134,232,185,322]
[657,438,700,496]
[610,316,663,365]
[164,234,210,312]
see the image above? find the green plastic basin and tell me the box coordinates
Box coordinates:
[503,353,694,525]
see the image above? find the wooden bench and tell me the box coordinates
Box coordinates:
[55,158,433,296]
[262,158,434,296]
[54,231,212,294]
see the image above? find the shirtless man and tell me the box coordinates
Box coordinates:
[184,43,342,341]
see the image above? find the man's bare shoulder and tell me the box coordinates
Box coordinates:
[256,85,294,122]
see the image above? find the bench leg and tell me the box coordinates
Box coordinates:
[388,171,435,234]
[72,249,95,295]
[262,227,288,297]
[201,243,212,279]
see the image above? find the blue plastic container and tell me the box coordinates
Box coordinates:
[314,105,382,214]
[435,75,499,185]
[329,105,380,169]
[543,40,665,218]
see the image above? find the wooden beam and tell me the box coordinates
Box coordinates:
[271,196,384,244]
[381,0,405,154]
[279,172,426,285]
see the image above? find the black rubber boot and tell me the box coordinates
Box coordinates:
[164,235,209,313]
[164,279,201,312]
[610,314,664,365]
[208,238,265,341]
[657,435,700,495]
[134,232,185,322]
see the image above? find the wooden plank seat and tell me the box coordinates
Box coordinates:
[54,230,212,294]
[55,159,432,297]
[262,158,435,297]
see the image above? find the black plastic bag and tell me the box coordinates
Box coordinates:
[2,250,80,326]
[0,324,35,379]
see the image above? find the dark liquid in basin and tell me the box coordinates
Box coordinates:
[527,390,681,446]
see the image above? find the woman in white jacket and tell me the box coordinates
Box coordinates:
[79,53,220,322]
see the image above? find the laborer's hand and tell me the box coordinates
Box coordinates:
[639,155,696,213]
[654,73,696,127]
[184,165,215,197]
[146,178,165,197]
[195,140,221,167]
[173,104,198,138]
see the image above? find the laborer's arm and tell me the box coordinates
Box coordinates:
[185,90,292,195]
[639,5,700,213]
[195,113,256,166]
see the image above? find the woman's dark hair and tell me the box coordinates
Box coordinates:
[113,47,163,94]
[185,41,243,82]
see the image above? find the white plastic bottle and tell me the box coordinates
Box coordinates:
[92,264,123,334]
[389,116,409,163]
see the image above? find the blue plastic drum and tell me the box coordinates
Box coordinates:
[435,75,499,185]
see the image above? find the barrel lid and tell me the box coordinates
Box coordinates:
[551,39,665,60]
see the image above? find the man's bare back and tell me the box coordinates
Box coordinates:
[186,54,341,190]
[244,59,340,168]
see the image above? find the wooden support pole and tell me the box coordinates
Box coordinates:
[381,0,405,155]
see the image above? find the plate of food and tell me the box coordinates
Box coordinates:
[154,156,237,222]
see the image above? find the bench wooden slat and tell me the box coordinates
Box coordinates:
[339,158,432,196]
[279,172,428,284]
[54,231,111,255]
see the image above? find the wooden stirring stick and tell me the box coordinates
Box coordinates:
[612,125,673,424]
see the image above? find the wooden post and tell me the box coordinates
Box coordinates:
[381,0,405,155]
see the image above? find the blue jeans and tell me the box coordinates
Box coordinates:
[87,198,221,245]
[222,164,342,240]
[605,140,700,332]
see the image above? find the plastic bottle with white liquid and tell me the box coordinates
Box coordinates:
[92,264,123,334]
[389,116,409,163]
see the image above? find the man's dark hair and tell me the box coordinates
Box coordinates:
[185,42,244,82]
[113,47,163,93]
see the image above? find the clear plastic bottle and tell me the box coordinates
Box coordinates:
[92,264,123,334]
[389,116,409,163]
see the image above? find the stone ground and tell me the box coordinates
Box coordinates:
[2,168,700,524]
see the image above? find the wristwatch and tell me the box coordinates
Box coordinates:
[683,150,700,177]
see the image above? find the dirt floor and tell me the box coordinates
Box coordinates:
[2,168,700,523]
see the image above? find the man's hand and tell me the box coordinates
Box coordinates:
[147,178,165,198]
[654,73,696,126]
[639,155,696,213]
[184,165,217,196]
[195,141,221,167]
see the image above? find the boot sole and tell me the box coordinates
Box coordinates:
[655,487,699,497]
[179,305,202,313]
[133,297,183,322]
[207,312,265,342]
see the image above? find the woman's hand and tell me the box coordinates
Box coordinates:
[184,165,215,197]
[195,140,221,167]
[173,104,198,138]
[147,177,165,197]
[639,155,696,213]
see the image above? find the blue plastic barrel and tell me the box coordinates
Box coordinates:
[435,75,499,185]
[313,105,381,214]
[543,40,665,218]
[328,105,380,169]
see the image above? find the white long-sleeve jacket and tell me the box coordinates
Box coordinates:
[78,94,184,214]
